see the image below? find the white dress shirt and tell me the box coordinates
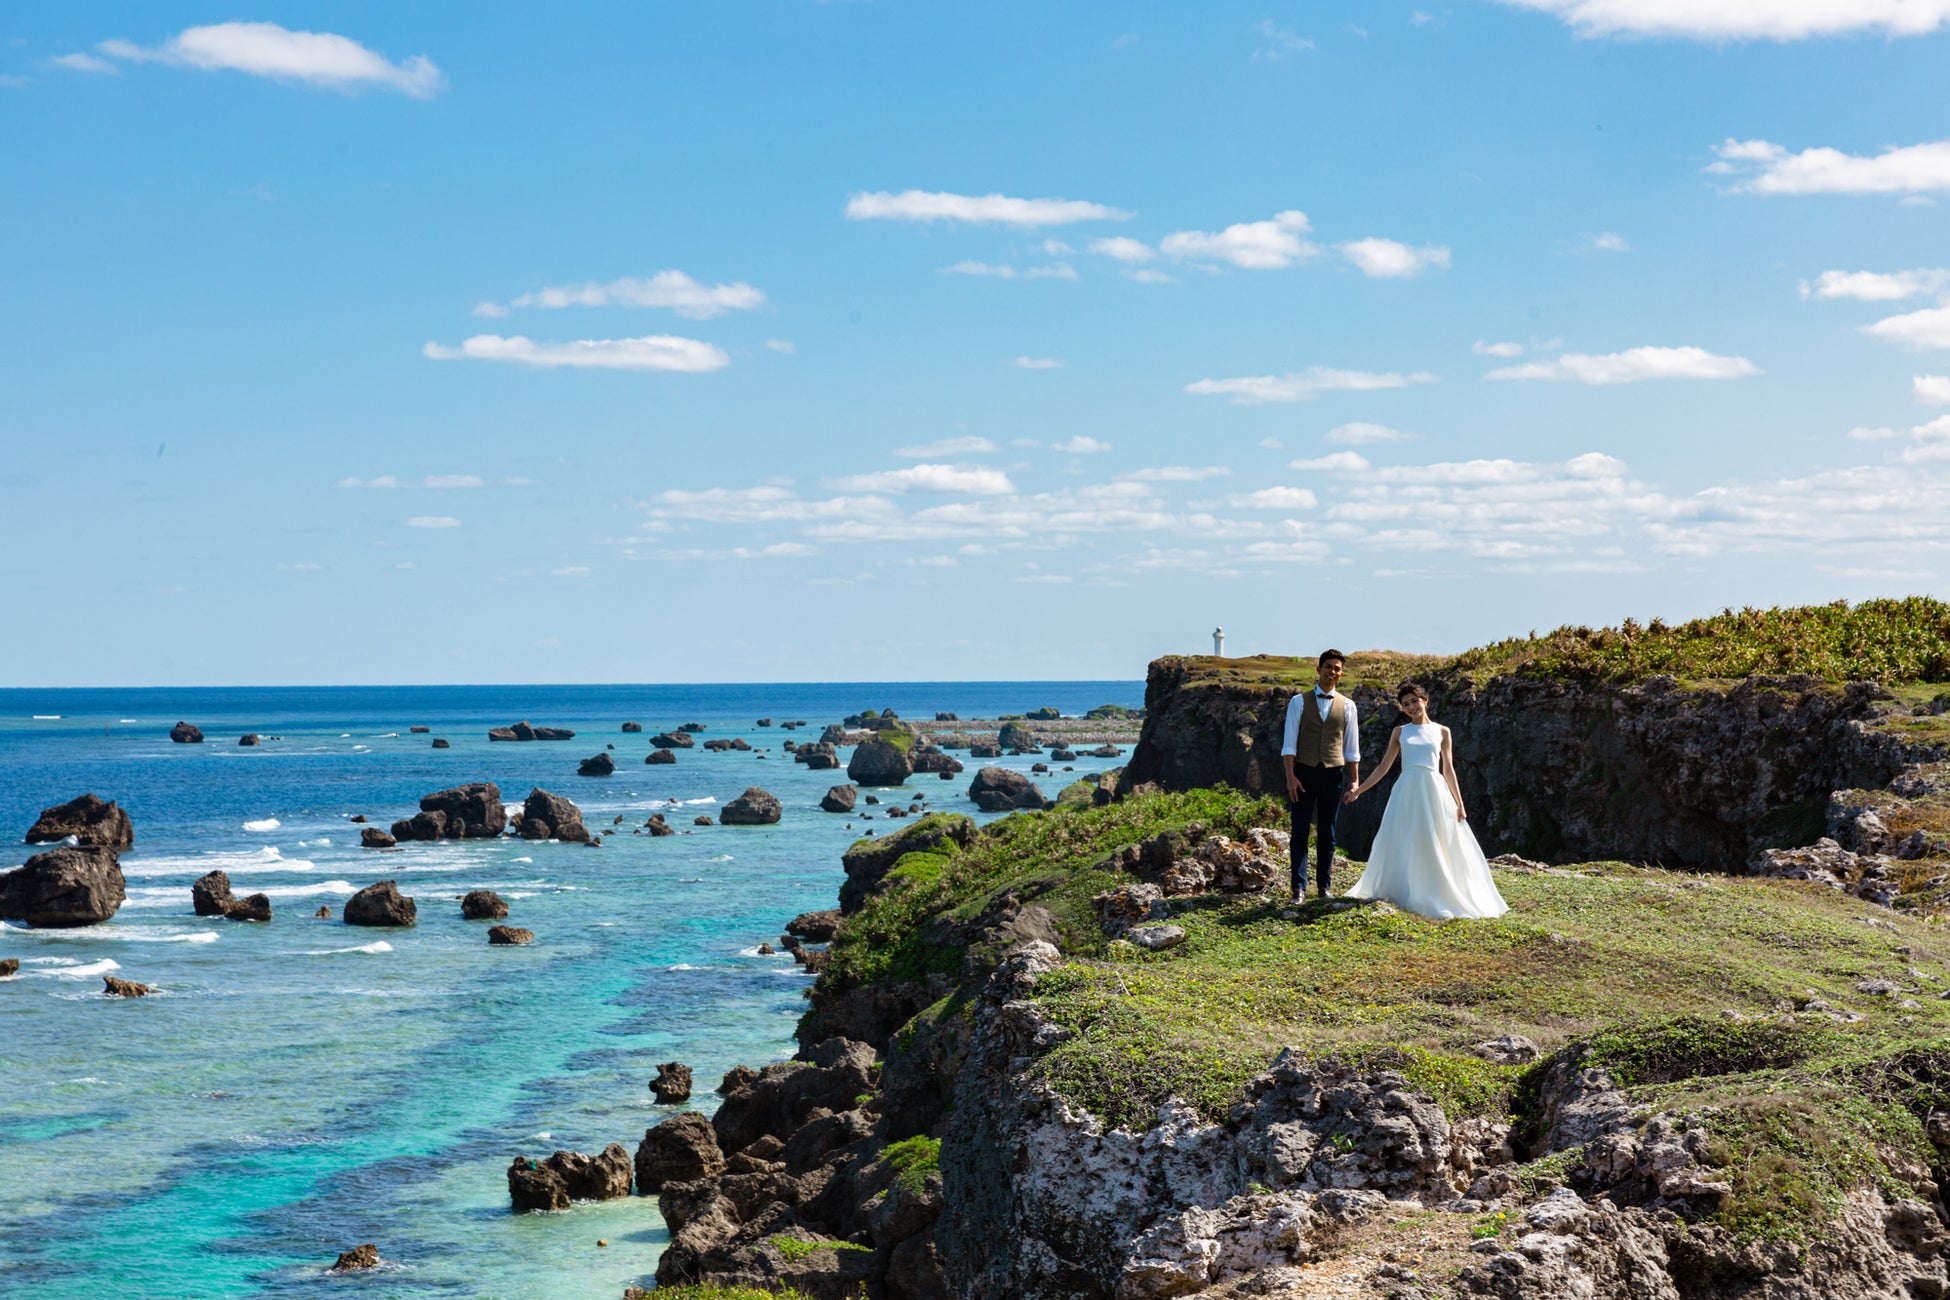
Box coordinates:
[1279,689,1361,763]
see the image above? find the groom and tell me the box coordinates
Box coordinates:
[1281,648,1361,899]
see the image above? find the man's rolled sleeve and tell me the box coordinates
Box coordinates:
[1280,695,1302,757]
[1342,701,1360,763]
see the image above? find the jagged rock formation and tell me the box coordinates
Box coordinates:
[344,880,416,927]
[968,767,1048,813]
[1123,656,1944,867]
[488,721,575,741]
[190,870,270,922]
[460,889,508,920]
[25,794,134,848]
[0,846,125,926]
[169,721,203,743]
[390,783,507,842]
[519,788,589,842]
[508,1144,632,1211]
[722,788,783,825]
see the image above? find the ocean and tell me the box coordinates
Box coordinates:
[0,682,1142,1299]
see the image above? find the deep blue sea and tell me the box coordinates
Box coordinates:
[0,682,1141,1299]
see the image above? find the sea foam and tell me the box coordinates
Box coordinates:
[299,941,393,956]
[242,818,281,832]
[121,846,315,879]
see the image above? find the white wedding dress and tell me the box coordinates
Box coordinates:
[1345,722,1509,919]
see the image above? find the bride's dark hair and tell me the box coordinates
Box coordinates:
[1397,682,1430,704]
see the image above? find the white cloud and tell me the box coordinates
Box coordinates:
[1089,236,1155,263]
[99,22,444,97]
[1288,452,1373,472]
[846,190,1131,226]
[1339,238,1452,278]
[829,464,1016,494]
[406,516,460,529]
[276,562,325,572]
[1230,486,1320,509]
[551,566,590,578]
[1255,20,1316,58]
[895,436,999,458]
[340,474,484,489]
[1863,305,1950,350]
[1588,232,1631,252]
[476,271,766,321]
[1258,437,1284,450]
[1711,136,1950,196]
[1054,436,1112,453]
[1917,375,1950,405]
[1802,268,1950,301]
[939,261,1079,281]
[766,339,795,354]
[1039,239,1074,255]
[659,543,818,561]
[1013,356,1066,370]
[1161,210,1317,269]
[51,52,118,74]
[422,334,731,372]
[1473,340,1525,357]
[1119,466,1231,482]
[1486,345,1759,384]
[1848,425,1904,441]
[1326,422,1415,446]
[1125,269,1176,284]
[1185,366,1438,404]
[1502,0,1950,39]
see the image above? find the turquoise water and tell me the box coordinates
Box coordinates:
[0,683,1139,1298]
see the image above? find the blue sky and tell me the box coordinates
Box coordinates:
[5,3,1950,685]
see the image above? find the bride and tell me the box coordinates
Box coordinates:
[1343,682,1508,920]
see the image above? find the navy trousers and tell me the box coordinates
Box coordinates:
[1289,762,1344,897]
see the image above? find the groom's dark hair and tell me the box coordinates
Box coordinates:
[1317,649,1346,667]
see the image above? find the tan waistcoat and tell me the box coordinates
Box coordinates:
[1295,692,1349,768]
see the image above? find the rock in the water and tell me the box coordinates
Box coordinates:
[509,1144,633,1211]
[1049,748,1077,762]
[0,959,18,977]
[224,892,271,923]
[314,905,332,919]
[756,942,775,954]
[360,827,397,849]
[488,721,576,742]
[645,814,675,837]
[0,846,126,927]
[646,748,676,765]
[848,736,915,786]
[787,909,841,942]
[392,783,506,842]
[651,732,695,749]
[578,753,615,777]
[344,880,416,927]
[821,784,859,814]
[911,743,964,775]
[488,925,534,945]
[651,1061,694,1103]
[717,1064,758,1095]
[409,726,430,734]
[329,1244,379,1273]
[192,870,235,916]
[431,738,450,749]
[621,721,644,733]
[969,743,1002,759]
[349,814,368,823]
[169,721,204,744]
[461,889,508,920]
[720,788,782,826]
[521,788,590,842]
[679,722,706,733]
[238,733,260,747]
[26,794,134,848]
[635,1112,725,1194]
[693,815,713,826]
[968,766,1049,812]
[104,975,150,997]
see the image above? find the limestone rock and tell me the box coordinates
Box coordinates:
[488,926,533,945]
[0,846,126,927]
[430,738,449,749]
[329,1244,379,1273]
[652,732,695,749]
[1129,924,1186,951]
[0,959,18,977]
[1752,838,1901,908]
[647,748,677,765]
[1093,882,1164,937]
[488,721,576,742]
[622,721,644,733]
[838,814,976,914]
[968,766,1049,812]
[344,880,416,927]
[238,733,260,747]
[360,827,396,849]
[104,975,150,997]
[1476,1034,1539,1066]
[508,1144,632,1210]
[578,752,615,777]
[521,788,590,842]
[652,1061,695,1104]
[848,736,915,787]
[787,909,841,943]
[393,783,507,841]
[461,889,508,920]
[1118,1192,1312,1299]
[721,788,783,826]
[821,784,859,814]
[637,1111,725,1193]
[169,721,204,743]
[25,794,134,848]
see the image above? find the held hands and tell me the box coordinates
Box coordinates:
[1343,784,1362,804]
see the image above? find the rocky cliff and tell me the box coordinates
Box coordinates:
[1122,653,1950,868]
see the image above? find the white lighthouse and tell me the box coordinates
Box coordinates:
[1212,626,1226,657]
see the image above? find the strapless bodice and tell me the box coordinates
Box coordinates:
[1401,722,1442,771]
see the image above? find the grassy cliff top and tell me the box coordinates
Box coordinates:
[829,790,1950,1247]
[1166,596,1950,690]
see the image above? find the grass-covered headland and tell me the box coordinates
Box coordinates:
[828,783,1950,1251]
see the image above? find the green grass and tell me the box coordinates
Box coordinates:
[767,1235,873,1264]
[1451,596,1950,685]
[882,1134,941,1193]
